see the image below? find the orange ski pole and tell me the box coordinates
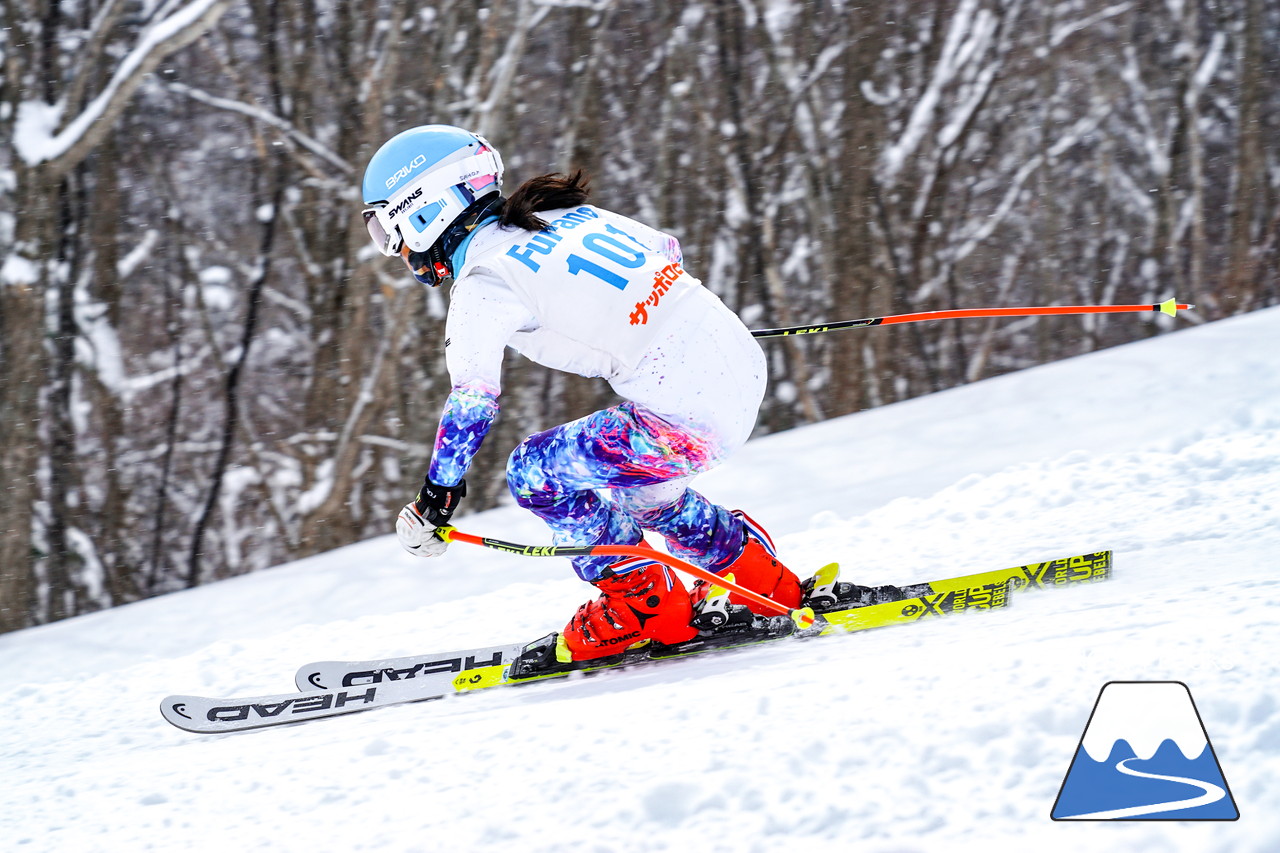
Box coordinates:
[436,526,817,629]
[751,298,1193,338]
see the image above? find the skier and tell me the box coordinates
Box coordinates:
[361,125,803,661]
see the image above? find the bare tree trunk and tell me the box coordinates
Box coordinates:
[45,172,84,620]
[828,9,890,416]
[0,5,55,631]
[186,170,285,586]
[0,0,235,630]
[0,188,45,629]
[1224,0,1266,311]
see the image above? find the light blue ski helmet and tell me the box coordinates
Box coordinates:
[361,125,503,268]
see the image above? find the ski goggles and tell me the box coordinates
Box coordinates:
[362,204,402,257]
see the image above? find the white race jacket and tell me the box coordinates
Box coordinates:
[447,205,708,381]
[429,205,765,485]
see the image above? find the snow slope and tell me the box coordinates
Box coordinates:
[3,308,1278,852]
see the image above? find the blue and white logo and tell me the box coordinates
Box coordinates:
[1051,681,1239,821]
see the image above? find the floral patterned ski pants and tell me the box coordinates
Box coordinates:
[506,402,747,581]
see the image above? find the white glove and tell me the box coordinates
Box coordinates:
[396,502,449,557]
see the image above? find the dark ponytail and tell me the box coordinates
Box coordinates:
[498,169,592,231]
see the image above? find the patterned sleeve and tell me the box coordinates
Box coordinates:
[426,269,535,488]
[428,381,500,487]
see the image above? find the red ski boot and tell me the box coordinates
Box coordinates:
[562,561,698,661]
[692,511,803,613]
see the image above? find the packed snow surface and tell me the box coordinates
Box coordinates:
[3,308,1278,852]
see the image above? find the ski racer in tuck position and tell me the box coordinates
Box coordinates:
[361,125,814,661]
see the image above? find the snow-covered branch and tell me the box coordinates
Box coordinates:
[165,82,352,174]
[879,0,985,186]
[13,0,234,179]
[1050,2,1132,48]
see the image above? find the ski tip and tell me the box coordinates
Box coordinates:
[297,669,327,691]
[161,696,191,722]
[161,695,210,734]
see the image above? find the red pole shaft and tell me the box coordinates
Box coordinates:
[750,299,1193,338]
[441,527,797,619]
[876,303,1193,326]
[590,545,792,618]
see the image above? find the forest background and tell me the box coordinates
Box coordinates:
[1,0,1276,632]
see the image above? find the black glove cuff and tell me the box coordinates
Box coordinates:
[414,476,466,526]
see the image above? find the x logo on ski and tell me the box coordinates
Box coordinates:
[913,592,950,618]
[1019,564,1052,590]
